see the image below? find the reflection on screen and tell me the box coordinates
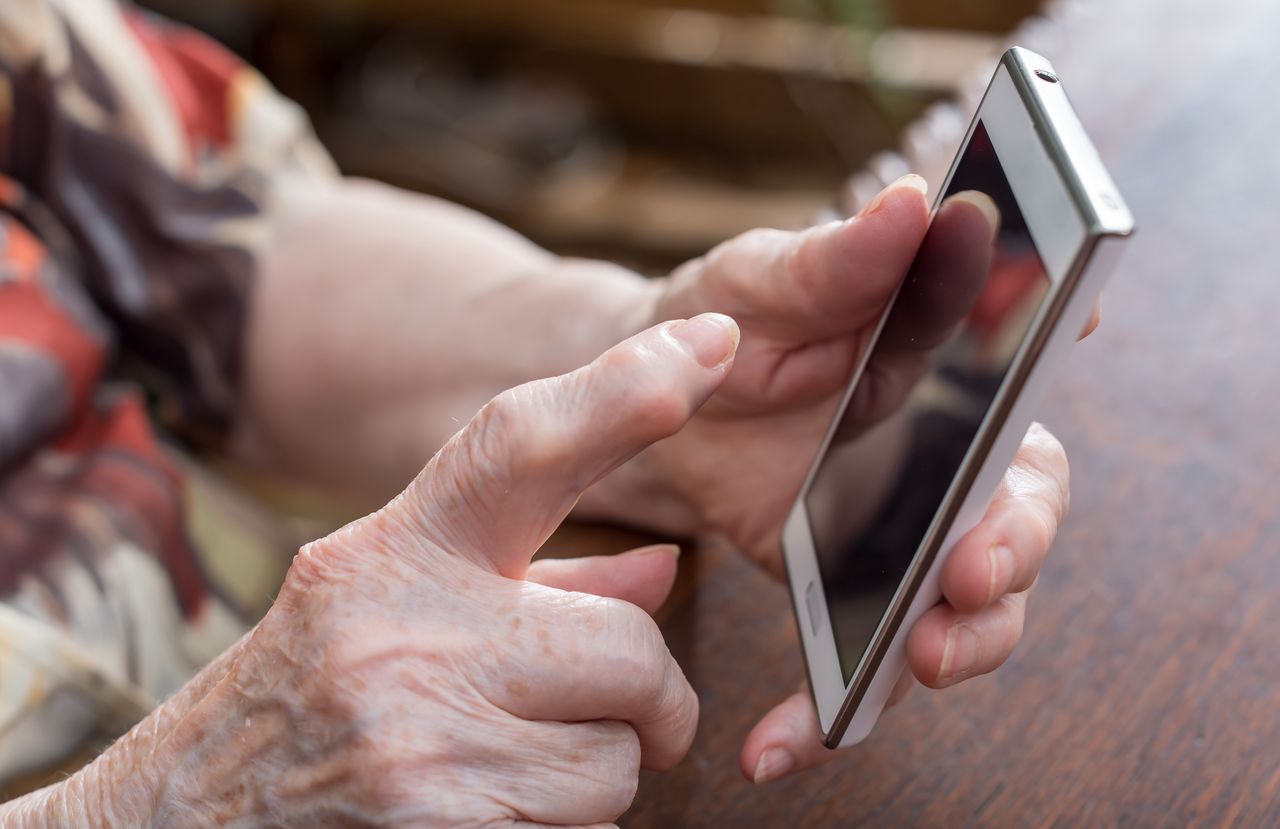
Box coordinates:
[805,121,1051,683]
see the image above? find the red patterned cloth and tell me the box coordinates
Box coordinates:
[0,0,336,780]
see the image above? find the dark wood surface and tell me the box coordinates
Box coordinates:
[554,1,1280,825]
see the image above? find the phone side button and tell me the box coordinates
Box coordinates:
[805,581,824,636]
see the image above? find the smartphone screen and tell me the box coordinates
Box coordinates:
[805,121,1053,682]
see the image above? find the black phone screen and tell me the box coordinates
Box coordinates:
[805,121,1052,682]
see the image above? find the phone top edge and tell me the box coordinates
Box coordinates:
[1001,47,1136,238]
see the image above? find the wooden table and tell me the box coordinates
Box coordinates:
[555,1,1280,825]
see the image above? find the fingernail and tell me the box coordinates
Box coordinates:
[670,313,740,369]
[948,190,1002,242]
[753,747,795,785]
[938,623,980,685]
[986,544,1016,604]
[634,543,681,560]
[862,173,929,215]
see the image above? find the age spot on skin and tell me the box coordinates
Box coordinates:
[510,617,522,631]
[506,678,529,698]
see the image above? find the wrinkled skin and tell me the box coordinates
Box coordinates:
[0,177,1098,827]
[179,317,740,827]
[1,316,739,829]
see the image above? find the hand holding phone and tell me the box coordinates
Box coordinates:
[782,47,1133,750]
[615,47,1129,784]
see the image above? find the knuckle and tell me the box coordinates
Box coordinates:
[598,346,693,438]
[999,592,1027,637]
[698,225,792,312]
[1021,423,1070,487]
[468,391,520,469]
[782,223,846,317]
[650,669,699,769]
[613,722,644,773]
[1020,501,1059,562]
[597,774,640,820]
[601,599,667,676]
[1006,425,1071,529]
[596,601,697,763]
[741,226,790,248]
[584,723,642,818]
[471,384,567,478]
[598,599,680,699]
[988,594,1028,667]
[713,227,784,269]
[782,225,822,286]
[631,378,694,439]
[703,227,790,300]
[509,721,640,824]
[908,610,954,688]
[700,237,738,277]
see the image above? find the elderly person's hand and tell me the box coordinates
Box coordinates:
[583,175,1098,784]
[2,315,740,828]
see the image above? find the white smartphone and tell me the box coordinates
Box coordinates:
[781,47,1134,748]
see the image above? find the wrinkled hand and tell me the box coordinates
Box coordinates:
[155,315,740,828]
[604,175,1098,783]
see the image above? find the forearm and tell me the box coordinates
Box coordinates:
[232,178,661,505]
[0,637,250,828]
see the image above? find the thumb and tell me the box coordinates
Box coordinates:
[401,313,739,577]
[525,544,681,615]
[741,672,915,785]
[740,688,831,785]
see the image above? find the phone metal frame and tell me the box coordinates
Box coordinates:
[781,47,1134,749]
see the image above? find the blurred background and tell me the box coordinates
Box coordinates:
[138,0,1064,273]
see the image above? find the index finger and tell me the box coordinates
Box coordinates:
[413,314,738,578]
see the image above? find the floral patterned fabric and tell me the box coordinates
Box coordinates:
[0,0,337,781]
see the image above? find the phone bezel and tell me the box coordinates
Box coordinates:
[781,47,1134,747]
